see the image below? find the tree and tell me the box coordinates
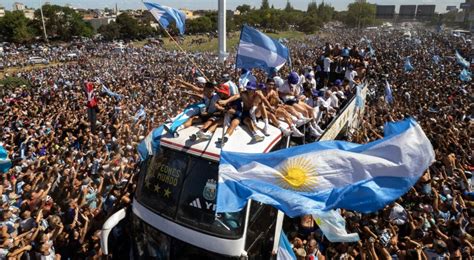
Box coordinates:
[343,2,377,28]
[32,5,93,41]
[317,2,335,22]
[236,4,251,14]
[0,11,34,43]
[187,16,213,34]
[307,1,318,14]
[98,22,121,41]
[285,1,294,12]
[261,0,270,10]
[116,13,141,39]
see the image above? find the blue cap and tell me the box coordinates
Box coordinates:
[288,72,299,85]
[257,83,266,90]
[246,81,257,90]
[334,79,342,86]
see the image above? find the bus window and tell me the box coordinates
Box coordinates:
[137,148,188,218]
[136,147,246,239]
[176,157,245,238]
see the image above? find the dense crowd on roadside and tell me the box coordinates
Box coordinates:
[0,26,472,260]
[285,29,473,260]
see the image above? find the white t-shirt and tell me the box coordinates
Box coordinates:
[345,70,358,87]
[323,57,332,72]
[279,81,302,101]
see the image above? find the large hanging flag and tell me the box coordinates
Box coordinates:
[144,2,186,35]
[404,57,414,72]
[236,25,290,73]
[216,117,435,217]
[277,231,296,260]
[0,145,12,174]
[455,50,470,68]
[313,210,360,242]
[385,80,394,104]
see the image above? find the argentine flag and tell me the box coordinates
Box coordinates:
[137,103,205,161]
[455,50,469,68]
[404,57,414,72]
[0,145,12,174]
[277,232,296,260]
[385,80,394,104]
[216,118,434,217]
[236,25,290,73]
[144,2,186,35]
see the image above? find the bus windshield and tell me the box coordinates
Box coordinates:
[136,147,245,239]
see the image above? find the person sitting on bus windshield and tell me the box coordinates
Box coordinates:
[262,79,305,137]
[176,79,220,130]
[240,82,267,142]
[217,74,240,107]
[210,84,247,144]
[279,72,322,137]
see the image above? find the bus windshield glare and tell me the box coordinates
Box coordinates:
[136,147,245,238]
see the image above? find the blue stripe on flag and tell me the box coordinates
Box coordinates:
[144,2,186,35]
[277,231,296,260]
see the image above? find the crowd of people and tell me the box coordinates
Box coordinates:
[0,25,472,260]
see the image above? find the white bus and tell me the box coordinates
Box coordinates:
[101,84,368,259]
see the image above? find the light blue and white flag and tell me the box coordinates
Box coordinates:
[277,232,296,260]
[236,25,290,73]
[102,84,123,100]
[404,57,414,72]
[385,80,394,104]
[355,84,364,108]
[216,118,434,217]
[144,2,186,35]
[0,145,12,174]
[133,105,146,122]
[455,50,470,68]
[167,103,205,134]
[136,103,205,161]
[459,68,472,82]
[314,210,360,242]
[137,125,165,161]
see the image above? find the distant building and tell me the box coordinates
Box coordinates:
[180,8,201,20]
[13,2,25,11]
[85,17,116,31]
[23,8,35,19]
[0,6,5,18]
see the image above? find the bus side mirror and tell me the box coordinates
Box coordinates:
[100,208,127,255]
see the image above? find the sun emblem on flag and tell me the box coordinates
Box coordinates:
[276,157,318,192]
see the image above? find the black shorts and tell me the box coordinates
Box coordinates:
[284,99,298,105]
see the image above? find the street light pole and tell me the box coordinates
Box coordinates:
[39,0,48,43]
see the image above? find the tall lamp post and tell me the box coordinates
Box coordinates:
[218,0,228,62]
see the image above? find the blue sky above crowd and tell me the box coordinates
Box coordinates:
[2,0,465,13]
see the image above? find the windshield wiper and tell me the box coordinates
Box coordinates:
[215,217,231,231]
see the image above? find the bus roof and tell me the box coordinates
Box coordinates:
[160,122,284,162]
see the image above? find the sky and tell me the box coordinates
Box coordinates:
[1,0,465,13]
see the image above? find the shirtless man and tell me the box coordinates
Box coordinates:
[241,82,270,136]
[263,79,305,137]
